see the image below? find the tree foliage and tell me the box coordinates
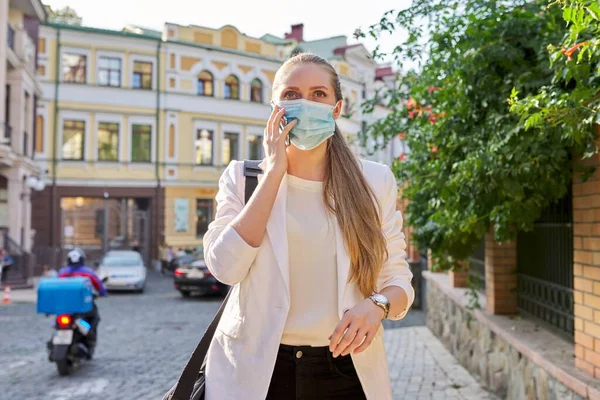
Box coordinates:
[510,0,600,154]
[45,5,82,26]
[358,0,594,268]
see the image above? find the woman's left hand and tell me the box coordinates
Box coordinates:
[329,299,384,357]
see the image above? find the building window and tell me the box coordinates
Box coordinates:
[0,184,7,228]
[35,115,44,153]
[224,75,239,99]
[197,71,214,96]
[248,134,263,160]
[132,61,152,89]
[131,124,152,162]
[24,91,30,156]
[344,97,351,116]
[195,129,213,166]
[250,78,263,103]
[168,124,176,159]
[222,132,239,165]
[196,199,214,237]
[62,120,85,160]
[98,56,121,87]
[98,122,119,161]
[62,53,87,83]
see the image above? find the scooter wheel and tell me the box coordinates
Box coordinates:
[56,359,72,376]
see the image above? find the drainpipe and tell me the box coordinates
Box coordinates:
[153,38,162,264]
[50,27,60,269]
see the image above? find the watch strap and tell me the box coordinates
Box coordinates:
[369,294,390,320]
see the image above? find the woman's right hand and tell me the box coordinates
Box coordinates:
[263,104,297,177]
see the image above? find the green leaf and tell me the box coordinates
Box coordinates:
[586,3,600,20]
[563,7,573,23]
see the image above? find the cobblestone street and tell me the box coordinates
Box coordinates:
[0,272,493,399]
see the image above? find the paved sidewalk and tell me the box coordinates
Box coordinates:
[0,284,37,305]
[384,325,496,400]
[5,288,37,304]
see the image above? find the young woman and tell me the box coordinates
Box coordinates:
[203,53,414,400]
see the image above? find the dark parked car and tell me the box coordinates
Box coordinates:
[173,255,228,297]
[163,254,197,274]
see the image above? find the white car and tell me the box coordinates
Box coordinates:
[97,250,147,293]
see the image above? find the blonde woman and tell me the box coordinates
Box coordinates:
[203,53,414,400]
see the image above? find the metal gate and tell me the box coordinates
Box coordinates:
[60,197,151,266]
[468,237,486,293]
[517,189,574,336]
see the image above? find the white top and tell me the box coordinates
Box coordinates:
[281,174,339,346]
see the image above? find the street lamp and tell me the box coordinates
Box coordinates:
[26,175,45,192]
[21,176,45,200]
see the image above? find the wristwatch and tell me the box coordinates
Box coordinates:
[368,293,390,320]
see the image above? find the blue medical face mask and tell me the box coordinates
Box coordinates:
[276,99,336,151]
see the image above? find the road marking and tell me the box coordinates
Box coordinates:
[8,360,30,369]
[48,378,109,399]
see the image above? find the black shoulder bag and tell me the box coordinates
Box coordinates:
[162,160,262,400]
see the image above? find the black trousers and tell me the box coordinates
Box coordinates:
[266,344,366,400]
[81,302,100,346]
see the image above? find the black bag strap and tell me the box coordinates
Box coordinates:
[171,289,231,400]
[171,160,262,400]
[243,159,262,204]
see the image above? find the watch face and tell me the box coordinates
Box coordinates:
[372,293,389,304]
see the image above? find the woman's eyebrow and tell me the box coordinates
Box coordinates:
[282,86,329,91]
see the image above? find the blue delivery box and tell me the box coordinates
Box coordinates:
[37,277,93,315]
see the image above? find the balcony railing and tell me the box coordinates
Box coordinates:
[0,122,12,146]
[7,26,15,50]
[7,28,35,70]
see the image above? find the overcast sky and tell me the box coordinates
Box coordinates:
[42,0,411,65]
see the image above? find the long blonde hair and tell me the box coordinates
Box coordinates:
[273,53,388,296]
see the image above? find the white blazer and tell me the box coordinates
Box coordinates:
[203,159,415,400]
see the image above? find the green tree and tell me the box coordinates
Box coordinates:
[359,0,586,268]
[509,0,600,156]
[45,5,82,26]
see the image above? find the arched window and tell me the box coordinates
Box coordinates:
[343,97,351,116]
[224,75,240,100]
[35,115,44,153]
[250,78,263,103]
[197,70,214,96]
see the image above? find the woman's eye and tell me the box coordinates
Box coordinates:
[314,91,326,98]
[283,91,299,99]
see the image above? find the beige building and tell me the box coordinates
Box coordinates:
[0,0,45,285]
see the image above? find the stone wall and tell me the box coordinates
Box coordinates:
[427,280,587,400]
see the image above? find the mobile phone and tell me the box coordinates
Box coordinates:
[271,102,290,146]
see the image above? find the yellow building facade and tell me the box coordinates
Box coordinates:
[33,22,292,264]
